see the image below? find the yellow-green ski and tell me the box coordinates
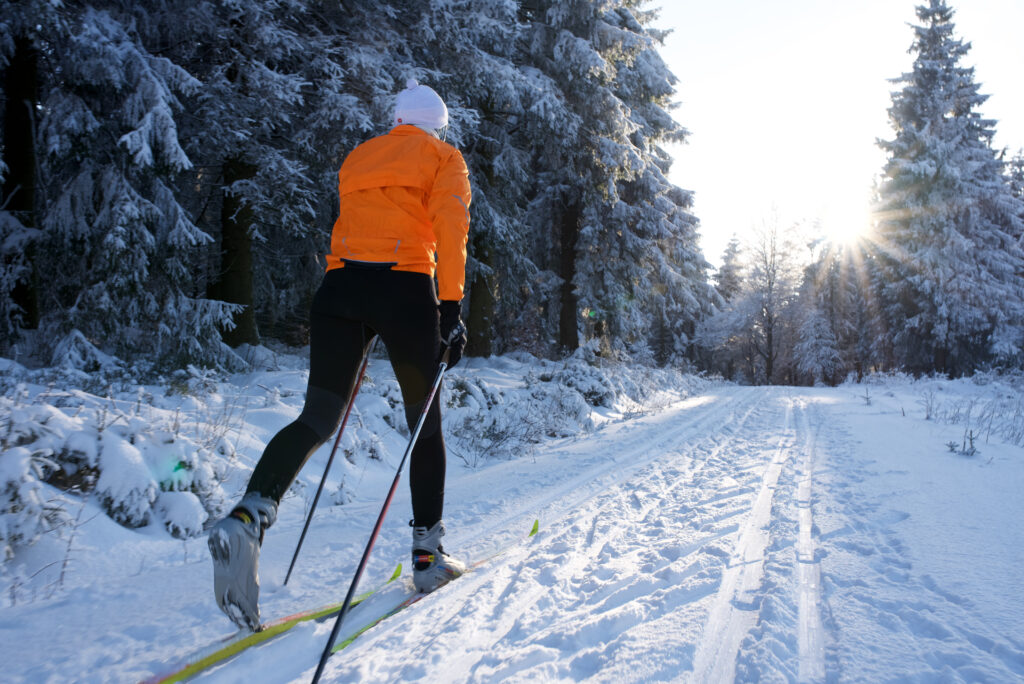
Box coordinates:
[143,563,402,684]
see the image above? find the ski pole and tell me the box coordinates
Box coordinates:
[284,335,379,586]
[310,349,451,684]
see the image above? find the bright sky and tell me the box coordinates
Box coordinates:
[655,0,1024,267]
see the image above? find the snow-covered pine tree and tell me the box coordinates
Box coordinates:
[695,294,758,384]
[1009,152,1024,190]
[794,307,841,386]
[27,4,239,370]
[1008,151,1024,230]
[696,236,746,380]
[515,0,616,354]
[6,0,711,369]
[1,1,60,351]
[518,0,712,361]
[795,240,873,384]
[593,1,716,365]
[714,235,744,303]
[806,240,872,382]
[156,0,325,350]
[872,0,1024,374]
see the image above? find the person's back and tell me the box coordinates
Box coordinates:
[328,122,471,301]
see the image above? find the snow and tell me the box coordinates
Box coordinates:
[95,431,159,528]
[2,354,1024,682]
[155,491,208,540]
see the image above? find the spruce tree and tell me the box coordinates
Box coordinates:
[518,0,712,360]
[162,1,323,349]
[0,1,60,349]
[2,0,713,370]
[714,236,744,303]
[515,0,613,353]
[1008,152,1024,232]
[31,4,240,369]
[591,1,716,364]
[872,0,1024,374]
[402,0,537,357]
[795,241,873,384]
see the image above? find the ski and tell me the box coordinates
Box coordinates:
[144,519,538,683]
[143,563,402,684]
[328,518,540,656]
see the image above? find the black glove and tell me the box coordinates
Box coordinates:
[439,300,467,369]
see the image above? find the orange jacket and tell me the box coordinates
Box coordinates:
[326,125,472,302]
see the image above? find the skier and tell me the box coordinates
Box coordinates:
[208,79,471,630]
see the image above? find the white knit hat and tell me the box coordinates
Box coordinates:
[393,79,448,130]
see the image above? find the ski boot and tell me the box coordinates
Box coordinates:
[208,492,277,630]
[411,520,466,593]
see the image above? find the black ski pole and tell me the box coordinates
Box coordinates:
[284,335,379,586]
[310,349,451,684]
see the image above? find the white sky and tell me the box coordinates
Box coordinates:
[654,0,1024,267]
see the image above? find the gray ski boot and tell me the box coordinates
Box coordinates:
[208,492,278,630]
[411,520,466,593]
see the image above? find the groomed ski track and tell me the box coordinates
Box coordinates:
[250,385,1023,683]
[202,385,804,683]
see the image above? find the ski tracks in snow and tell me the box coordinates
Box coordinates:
[320,387,836,683]
[729,388,1024,683]
[690,393,828,684]
[794,401,827,683]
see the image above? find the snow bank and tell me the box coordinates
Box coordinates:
[0,348,712,564]
[853,370,1024,453]
[2,360,1023,682]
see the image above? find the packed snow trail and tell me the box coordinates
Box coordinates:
[794,400,827,683]
[689,398,795,682]
[5,382,1024,682]
[297,386,1024,683]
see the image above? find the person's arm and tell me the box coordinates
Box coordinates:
[429,148,472,302]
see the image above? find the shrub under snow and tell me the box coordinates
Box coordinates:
[95,432,158,528]
[0,446,70,560]
[154,490,207,539]
[0,358,234,557]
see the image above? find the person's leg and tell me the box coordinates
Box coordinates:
[246,309,372,503]
[408,429,445,527]
[210,272,373,628]
[370,271,446,528]
[369,270,463,592]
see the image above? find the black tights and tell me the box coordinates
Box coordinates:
[247,267,446,528]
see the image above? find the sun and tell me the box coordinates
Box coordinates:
[814,179,876,247]
[819,202,873,246]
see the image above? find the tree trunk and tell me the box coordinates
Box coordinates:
[3,37,40,329]
[558,201,580,352]
[218,158,259,347]
[465,233,495,357]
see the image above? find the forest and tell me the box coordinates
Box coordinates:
[2,0,1023,385]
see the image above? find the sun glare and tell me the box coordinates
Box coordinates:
[811,163,879,247]
[819,199,874,246]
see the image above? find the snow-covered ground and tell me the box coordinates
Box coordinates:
[2,353,1024,683]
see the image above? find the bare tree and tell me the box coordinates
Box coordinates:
[697,214,804,384]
